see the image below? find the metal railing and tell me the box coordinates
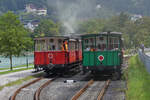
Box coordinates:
[138,49,150,73]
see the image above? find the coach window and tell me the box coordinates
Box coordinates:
[35,40,46,51]
[96,36,107,51]
[48,38,56,51]
[84,38,89,51]
[47,39,51,51]
[52,45,55,50]
[108,37,112,50]
[114,37,119,49]
[50,39,54,43]
[84,37,95,51]
[108,37,119,50]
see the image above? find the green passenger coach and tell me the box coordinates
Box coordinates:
[81,32,123,76]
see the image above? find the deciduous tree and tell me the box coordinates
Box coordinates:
[0,11,33,70]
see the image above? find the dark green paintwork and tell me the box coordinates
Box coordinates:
[83,51,121,67]
[82,32,123,71]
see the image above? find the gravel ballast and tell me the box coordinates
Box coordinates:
[15,78,50,100]
[77,81,105,100]
[40,72,90,100]
[103,80,126,100]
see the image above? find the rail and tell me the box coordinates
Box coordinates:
[34,78,56,100]
[10,78,42,100]
[71,79,94,100]
[97,80,111,100]
[71,79,111,100]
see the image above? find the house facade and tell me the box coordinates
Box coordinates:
[26,4,47,16]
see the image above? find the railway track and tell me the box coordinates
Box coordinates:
[10,77,56,100]
[34,78,56,100]
[71,79,111,100]
[10,72,111,100]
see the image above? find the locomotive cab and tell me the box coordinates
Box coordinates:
[34,36,82,74]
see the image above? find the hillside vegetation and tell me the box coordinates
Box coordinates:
[1,0,150,16]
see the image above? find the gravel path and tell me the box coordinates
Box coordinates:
[77,81,105,100]
[0,69,42,100]
[0,69,36,86]
[40,72,90,100]
[103,80,126,100]
[15,78,50,100]
[145,52,150,56]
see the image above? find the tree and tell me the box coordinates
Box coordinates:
[78,19,105,34]
[0,11,33,70]
[34,19,59,37]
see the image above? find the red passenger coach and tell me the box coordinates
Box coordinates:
[34,36,82,74]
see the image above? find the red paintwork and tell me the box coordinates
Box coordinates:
[34,43,82,67]
[75,50,82,61]
[79,50,82,61]
[34,51,68,65]
[69,50,76,63]
[34,50,82,66]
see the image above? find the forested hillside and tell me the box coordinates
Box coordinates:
[0,0,150,16]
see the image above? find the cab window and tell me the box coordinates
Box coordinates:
[69,41,75,51]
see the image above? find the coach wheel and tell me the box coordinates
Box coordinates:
[82,68,86,75]
[91,70,95,74]
[112,69,121,80]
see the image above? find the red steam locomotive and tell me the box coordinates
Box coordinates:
[34,36,82,74]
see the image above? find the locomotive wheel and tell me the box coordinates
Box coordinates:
[34,65,40,72]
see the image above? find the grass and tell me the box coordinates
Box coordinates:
[0,67,34,75]
[0,64,33,70]
[126,55,150,100]
[0,72,44,91]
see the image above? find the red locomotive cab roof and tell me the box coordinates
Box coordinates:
[69,39,76,42]
[33,35,69,40]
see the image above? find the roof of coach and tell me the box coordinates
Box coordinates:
[81,32,122,37]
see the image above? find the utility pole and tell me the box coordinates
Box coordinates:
[26,50,28,69]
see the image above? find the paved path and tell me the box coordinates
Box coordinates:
[0,69,36,86]
[0,65,33,72]
[145,52,150,56]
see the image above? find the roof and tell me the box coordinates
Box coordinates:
[80,32,122,37]
[33,34,82,41]
[34,35,69,40]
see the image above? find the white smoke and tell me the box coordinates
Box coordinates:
[47,0,98,34]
